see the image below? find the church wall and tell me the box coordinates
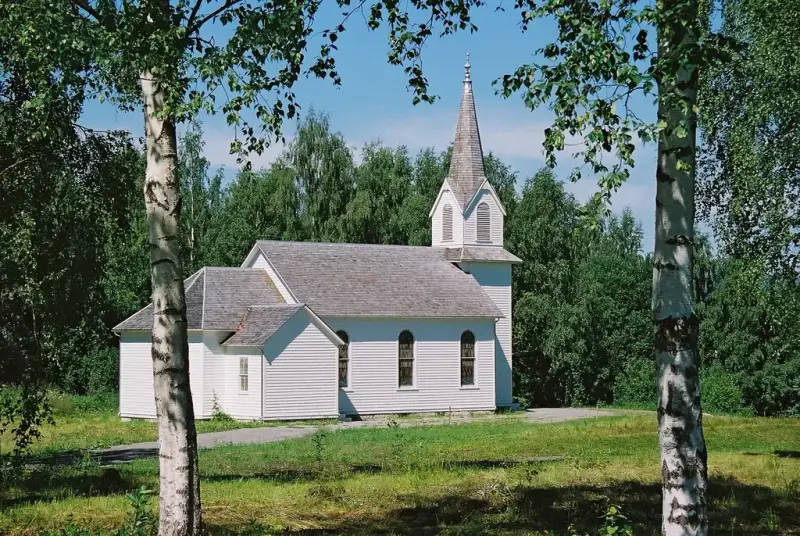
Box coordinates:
[119,331,205,419]
[431,188,464,247]
[463,189,504,246]
[459,263,513,406]
[326,317,496,415]
[261,310,339,420]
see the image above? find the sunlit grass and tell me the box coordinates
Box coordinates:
[2,414,798,535]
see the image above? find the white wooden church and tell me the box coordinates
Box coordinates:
[114,59,522,420]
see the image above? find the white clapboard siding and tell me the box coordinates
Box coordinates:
[218,346,263,420]
[431,189,464,247]
[248,252,296,303]
[328,318,496,415]
[263,310,339,420]
[119,332,205,419]
[203,332,228,418]
[462,263,512,406]
[464,189,504,246]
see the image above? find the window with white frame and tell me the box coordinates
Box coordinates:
[337,330,350,388]
[398,330,414,387]
[460,331,476,386]
[239,357,249,392]
[477,202,491,242]
[442,204,454,241]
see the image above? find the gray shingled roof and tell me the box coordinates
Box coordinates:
[444,247,523,264]
[223,305,303,347]
[256,241,504,318]
[113,267,285,331]
[447,56,487,209]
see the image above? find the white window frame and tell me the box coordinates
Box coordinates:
[397,329,416,389]
[239,356,249,392]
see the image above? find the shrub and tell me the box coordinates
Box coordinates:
[701,363,751,415]
[613,358,656,408]
[83,347,120,395]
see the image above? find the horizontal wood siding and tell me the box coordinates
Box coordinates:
[327,318,496,415]
[188,333,205,418]
[263,311,339,420]
[119,332,205,419]
[462,263,512,406]
[249,252,296,303]
[219,346,263,420]
[464,189,504,246]
[203,332,227,418]
[432,189,464,247]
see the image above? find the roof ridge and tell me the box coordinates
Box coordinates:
[257,239,438,250]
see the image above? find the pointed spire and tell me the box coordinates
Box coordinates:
[447,53,486,209]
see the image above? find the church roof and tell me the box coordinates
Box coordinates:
[223,304,303,347]
[113,267,285,332]
[444,247,522,264]
[256,240,504,319]
[222,304,345,347]
[447,54,488,209]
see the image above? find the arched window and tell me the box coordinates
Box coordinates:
[398,330,415,387]
[477,202,491,242]
[442,204,454,241]
[337,330,349,388]
[460,331,476,386]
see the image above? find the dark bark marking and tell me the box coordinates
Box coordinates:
[655,314,699,354]
[665,234,693,246]
[656,165,675,183]
[653,260,678,270]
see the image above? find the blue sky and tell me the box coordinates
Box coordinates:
[82,3,660,250]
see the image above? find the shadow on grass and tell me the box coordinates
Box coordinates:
[2,467,140,508]
[21,447,159,467]
[200,477,798,535]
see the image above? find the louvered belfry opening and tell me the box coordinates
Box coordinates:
[477,202,491,242]
[442,204,454,241]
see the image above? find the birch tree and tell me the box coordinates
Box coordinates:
[0,0,349,533]
[365,0,728,532]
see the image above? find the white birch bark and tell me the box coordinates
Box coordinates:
[142,70,202,536]
[654,1,708,534]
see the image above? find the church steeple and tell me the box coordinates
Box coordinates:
[447,53,487,209]
[430,55,507,249]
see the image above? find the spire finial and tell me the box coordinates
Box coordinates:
[464,53,471,82]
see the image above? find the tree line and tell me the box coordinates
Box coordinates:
[3,112,797,420]
[2,0,798,531]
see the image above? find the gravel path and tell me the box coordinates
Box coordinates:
[35,407,616,466]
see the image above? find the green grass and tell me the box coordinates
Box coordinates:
[2,413,799,535]
[0,392,334,457]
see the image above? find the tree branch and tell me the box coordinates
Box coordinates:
[186,0,205,31]
[70,0,101,22]
[190,0,244,33]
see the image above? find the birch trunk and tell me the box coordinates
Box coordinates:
[142,70,202,536]
[654,1,707,534]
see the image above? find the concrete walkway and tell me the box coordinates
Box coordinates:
[36,407,616,466]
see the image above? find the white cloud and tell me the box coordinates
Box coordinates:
[200,125,287,170]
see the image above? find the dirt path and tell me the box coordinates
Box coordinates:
[34,408,616,466]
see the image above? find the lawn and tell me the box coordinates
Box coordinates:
[0,393,334,457]
[2,413,799,535]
